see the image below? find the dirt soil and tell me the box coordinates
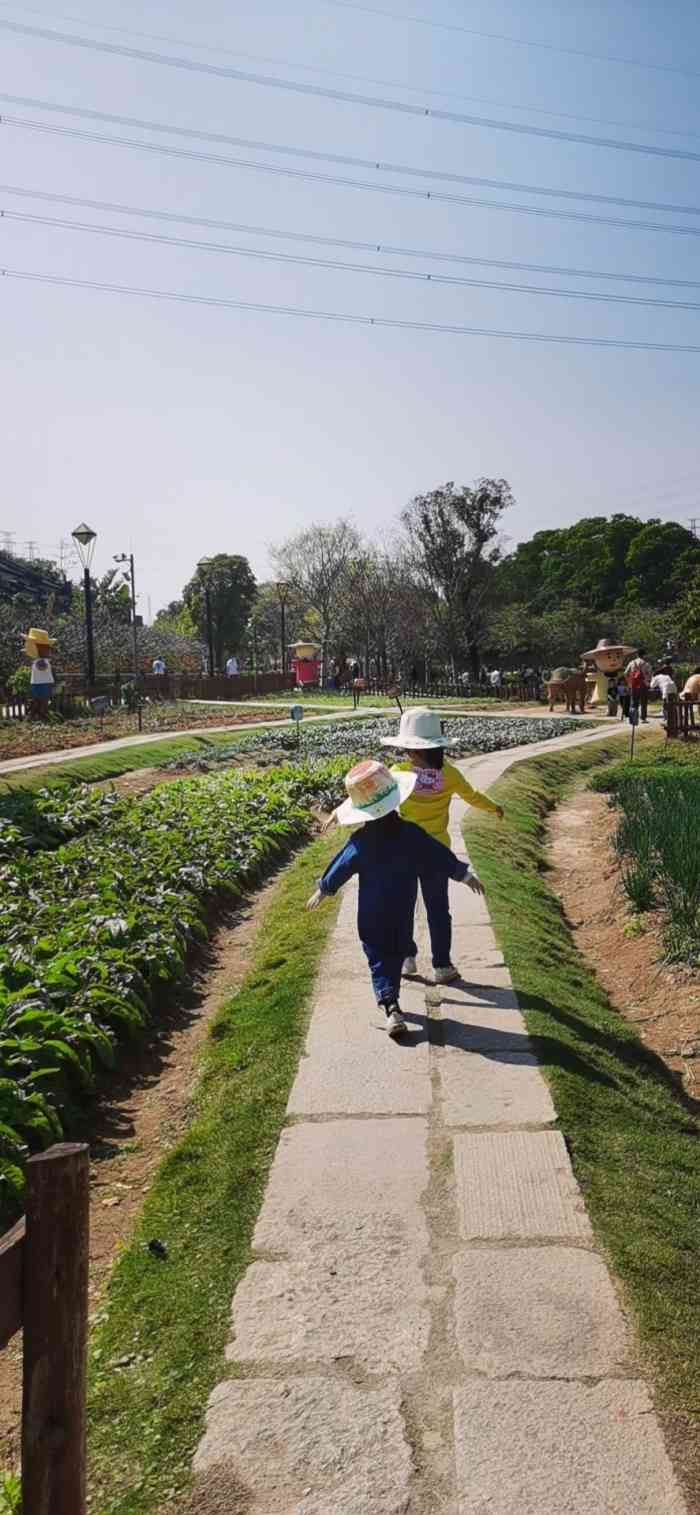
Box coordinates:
[0,864,289,1474]
[0,705,285,760]
[548,789,700,1103]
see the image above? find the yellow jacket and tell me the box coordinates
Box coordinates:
[390,759,500,850]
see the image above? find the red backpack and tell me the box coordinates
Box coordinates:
[629,663,646,691]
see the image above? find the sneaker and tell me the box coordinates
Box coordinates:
[434,964,460,985]
[384,1004,408,1039]
[402,956,418,977]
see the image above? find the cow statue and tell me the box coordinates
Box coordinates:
[546,666,588,714]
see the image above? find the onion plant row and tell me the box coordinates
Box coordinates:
[0,761,347,1223]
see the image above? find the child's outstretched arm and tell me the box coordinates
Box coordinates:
[414,827,484,893]
[449,765,504,821]
[306,838,359,910]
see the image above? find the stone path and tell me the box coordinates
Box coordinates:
[193,726,686,1515]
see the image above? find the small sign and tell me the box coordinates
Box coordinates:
[629,705,639,726]
[290,704,304,723]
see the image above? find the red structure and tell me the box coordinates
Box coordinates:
[289,641,321,687]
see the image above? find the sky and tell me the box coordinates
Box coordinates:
[3,0,700,617]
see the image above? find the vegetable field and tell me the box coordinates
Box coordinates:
[0,762,347,1224]
[596,760,700,963]
[168,712,592,771]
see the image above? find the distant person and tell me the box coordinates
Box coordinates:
[650,668,677,723]
[152,656,166,675]
[225,654,239,677]
[489,668,502,691]
[624,647,652,723]
[615,675,630,720]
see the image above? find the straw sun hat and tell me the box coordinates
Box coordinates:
[380,706,456,751]
[23,627,56,658]
[336,759,417,826]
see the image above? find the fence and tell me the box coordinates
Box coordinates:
[0,1144,89,1515]
[0,671,296,720]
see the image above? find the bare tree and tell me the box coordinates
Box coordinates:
[271,519,361,679]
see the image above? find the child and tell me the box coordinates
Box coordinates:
[307,759,483,1038]
[381,707,503,984]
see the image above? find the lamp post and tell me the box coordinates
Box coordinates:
[276,581,290,680]
[247,615,259,693]
[71,523,97,686]
[197,558,216,677]
[114,552,138,678]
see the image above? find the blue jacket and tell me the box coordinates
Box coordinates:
[319,819,472,949]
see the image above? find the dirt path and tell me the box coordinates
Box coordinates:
[548,788,700,1106]
[0,862,291,1471]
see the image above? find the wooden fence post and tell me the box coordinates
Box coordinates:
[21,1143,89,1515]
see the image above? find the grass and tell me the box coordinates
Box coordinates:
[465,737,700,1441]
[86,829,342,1515]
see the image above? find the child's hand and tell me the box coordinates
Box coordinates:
[321,812,337,834]
[306,889,323,911]
[495,805,504,820]
[465,872,484,896]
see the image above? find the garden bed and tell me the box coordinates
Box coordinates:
[0,702,283,760]
[0,760,349,1225]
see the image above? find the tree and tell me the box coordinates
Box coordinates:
[271,520,361,675]
[494,515,700,614]
[153,598,198,639]
[183,555,257,672]
[402,479,513,676]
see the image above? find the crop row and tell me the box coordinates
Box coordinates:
[0,761,347,1223]
[166,713,591,771]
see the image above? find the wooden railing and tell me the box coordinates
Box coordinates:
[0,1144,89,1514]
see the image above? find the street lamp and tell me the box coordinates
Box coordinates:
[197,558,216,677]
[247,614,259,693]
[114,552,138,678]
[71,522,97,685]
[276,581,291,679]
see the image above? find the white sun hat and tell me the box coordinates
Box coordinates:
[380,705,457,751]
[335,759,417,826]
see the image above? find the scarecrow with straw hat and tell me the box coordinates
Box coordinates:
[307,758,483,1039]
[23,627,57,716]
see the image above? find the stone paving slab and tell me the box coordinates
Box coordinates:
[442,1051,555,1128]
[440,999,530,1054]
[453,1381,687,1514]
[193,1376,413,1514]
[453,1248,632,1376]
[454,1130,592,1239]
[288,977,431,1115]
[233,1119,430,1372]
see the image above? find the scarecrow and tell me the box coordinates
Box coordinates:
[23,627,56,716]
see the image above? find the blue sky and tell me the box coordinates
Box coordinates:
[3,0,700,614]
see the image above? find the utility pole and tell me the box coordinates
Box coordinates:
[690,518,699,538]
[114,552,139,677]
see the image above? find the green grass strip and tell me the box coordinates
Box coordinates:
[87,830,341,1514]
[465,738,700,1422]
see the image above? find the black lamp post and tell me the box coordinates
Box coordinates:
[114,552,138,678]
[71,522,97,686]
[276,581,290,679]
[198,558,216,676]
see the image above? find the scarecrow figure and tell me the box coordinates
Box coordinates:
[23,627,56,717]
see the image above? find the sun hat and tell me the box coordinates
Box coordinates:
[380,705,457,751]
[335,759,417,826]
[23,627,56,658]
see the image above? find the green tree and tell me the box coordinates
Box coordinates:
[271,519,361,676]
[402,479,513,676]
[183,555,257,673]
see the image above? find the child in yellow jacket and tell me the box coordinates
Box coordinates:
[381,707,502,983]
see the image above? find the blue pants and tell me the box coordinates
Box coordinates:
[410,872,452,969]
[362,944,406,1005]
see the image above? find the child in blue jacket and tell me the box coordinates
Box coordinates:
[307,759,483,1038]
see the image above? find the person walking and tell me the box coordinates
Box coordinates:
[225,653,239,677]
[650,667,677,726]
[307,759,483,1038]
[624,647,652,722]
[152,656,166,675]
[381,707,503,983]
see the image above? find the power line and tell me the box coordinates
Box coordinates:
[5,17,700,163]
[6,92,700,221]
[8,207,700,315]
[1,0,698,140]
[327,0,700,81]
[7,182,700,294]
[9,115,700,241]
[4,265,700,353]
